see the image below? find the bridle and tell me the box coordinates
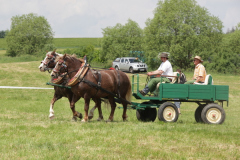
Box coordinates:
[41,54,56,73]
[52,59,68,77]
[52,59,86,79]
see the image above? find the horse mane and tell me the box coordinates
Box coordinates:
[78,58,85,63]
[46,51,62,57]
[56,54,84,63]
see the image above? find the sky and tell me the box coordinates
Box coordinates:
[0,0,240,38]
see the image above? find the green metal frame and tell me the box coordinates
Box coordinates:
[131,74,229,109]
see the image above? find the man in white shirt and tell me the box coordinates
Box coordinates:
[139,52,173,96]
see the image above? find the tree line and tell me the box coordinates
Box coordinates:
[3,0,240,73]
[100,0,240,74]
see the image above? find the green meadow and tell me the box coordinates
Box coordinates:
[0,60,240,159]
[0,37,102,63]
[0,38,102,50]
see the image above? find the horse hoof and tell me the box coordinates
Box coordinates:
[105,119,113,123]
[88,116,93,120]
[97,117,104,121]
[72,117,77,122]
[49,116,55,120]
[78,113,83,119]
[81,119,88,122]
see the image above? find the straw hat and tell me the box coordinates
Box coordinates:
[158,52,169,58]
[194,56,203,62]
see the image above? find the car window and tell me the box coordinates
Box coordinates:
[121,59,124,63]
[114,58,120,62]
[125,59,128,63]
[129,58,141,63]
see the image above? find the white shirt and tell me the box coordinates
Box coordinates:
[157,60,173,77]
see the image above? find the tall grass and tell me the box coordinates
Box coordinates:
[0,61,240,159]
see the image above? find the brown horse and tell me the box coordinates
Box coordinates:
[39,50,103,121]
[38,50,83,120]
[51,54,132,122]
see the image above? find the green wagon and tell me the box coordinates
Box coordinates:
[131,74,229,124]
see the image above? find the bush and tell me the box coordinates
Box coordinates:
[6,13,54,57]
[61,45,104,63]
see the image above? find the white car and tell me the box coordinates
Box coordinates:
[112,57,148,73]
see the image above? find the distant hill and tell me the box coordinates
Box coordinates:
[53,38,102,48]
[0,37,102,50]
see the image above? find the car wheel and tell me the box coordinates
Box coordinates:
[136,102,157,122]
[129,67,134,73]
[158,102,179,122]
[194,105,205,123]
[201,103,225,124]
[115,66,119,70]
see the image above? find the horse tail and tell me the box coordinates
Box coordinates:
[125,75,132,105]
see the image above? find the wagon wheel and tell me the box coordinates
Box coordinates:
[115,66,119,70]
[201,103,226,124]
[136,102,157,122]
[194,105,205,123]
[129,67,134,73]
[158,102,179,122]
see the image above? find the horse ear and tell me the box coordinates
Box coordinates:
[78,58,84,63]
[51,49,56,55]
[46,50,48,53]
[63,54,67,59]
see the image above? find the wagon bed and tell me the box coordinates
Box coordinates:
[130,74,229,124]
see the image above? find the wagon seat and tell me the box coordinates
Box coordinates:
[194,74,214,85]
[154,72,179,95]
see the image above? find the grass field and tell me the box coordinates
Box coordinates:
[0,38,8,50]
[0,61,240,159]
[53,38,102,48]
[0,38,102,50]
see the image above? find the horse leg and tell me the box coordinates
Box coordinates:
[82,97,91,122]
[122,101,128,121]
[70,95,81,121]
[92,98,104,121]
[96,99,104,121]
[88,105,97,120]
[68,95,82,120]
[106,97,116,122]
[49,94,62,120]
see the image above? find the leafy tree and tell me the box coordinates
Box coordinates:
[101,19,143,61]
[0,30,8,38]
[6,13,54,57]
[207,22,240,73]
[62,45,99,62]
[143,0,223,69]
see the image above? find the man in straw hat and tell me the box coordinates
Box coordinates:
[139,52,173,96]
[185,55,207,84]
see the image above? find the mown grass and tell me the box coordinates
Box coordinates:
[0,61,240,159]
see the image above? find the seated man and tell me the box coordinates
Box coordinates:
[139,52,173,96]
[185,56,207,84]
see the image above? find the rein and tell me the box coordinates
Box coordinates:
[41,54,58,73]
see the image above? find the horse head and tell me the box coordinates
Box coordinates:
[50,54,83,78]
[38,49,62,72]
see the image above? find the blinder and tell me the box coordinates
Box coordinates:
[53,59,68,74]
[41,54,56,72]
